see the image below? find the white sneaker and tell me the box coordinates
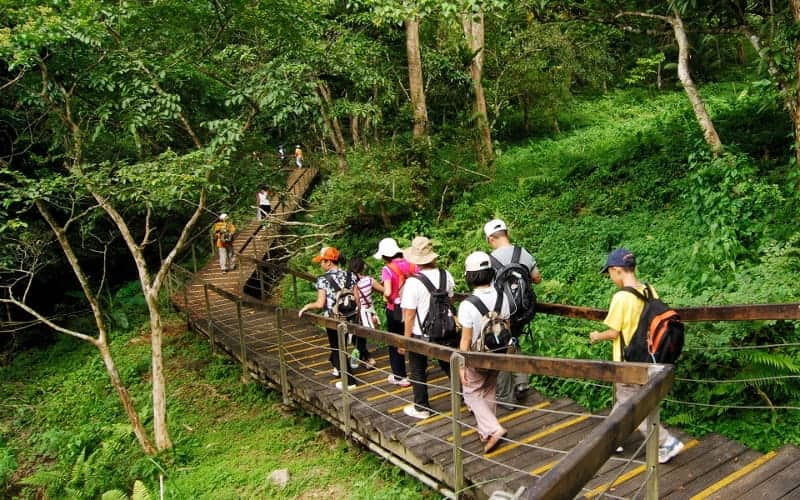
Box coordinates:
[332,368,339,377]
[615,446,624,453]
[403,405,431,419]
[335,381,356,391]
[387,375,411,388]
[658,437,684,464]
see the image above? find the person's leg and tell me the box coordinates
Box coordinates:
[327,327,356,385]
[495,370,515,405]
[355,335,370,361]
[407,350,429,411]
[226,246,235,270]
[385,310,407,380]
[463,368,504,439]
[218,247,226,270]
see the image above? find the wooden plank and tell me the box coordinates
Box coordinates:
[699,445,800,500]
[738,451,800,499]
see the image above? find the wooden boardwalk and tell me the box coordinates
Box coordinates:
[170,168,800,499]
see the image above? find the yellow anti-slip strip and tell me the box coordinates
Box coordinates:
[381,375,449,407]
[690,450,778,500]
[417,406,468,426]
[584,439,699,499]
[448,402,552,441]
[485,414,592,459]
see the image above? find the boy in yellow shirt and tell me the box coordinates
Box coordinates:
[589,248,684,464]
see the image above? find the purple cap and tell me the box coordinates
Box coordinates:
[601,248,636,273]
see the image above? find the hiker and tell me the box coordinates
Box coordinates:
[278,144,287,168]
[213,213,236,272]
[588,248,685,464]
[457,251,509,453]
[256,186,272,221]
[298,246,358,390]
[484,218,541,408]
[398,236,456,419]
[348,257,382,369]
[294,144,304,168]
[375,237,416,388]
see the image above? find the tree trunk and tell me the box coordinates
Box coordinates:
[619,10,723,156]
[462,10,494,166]
[351,115,361,149]
[35,201,158,454]
[405,17,429,141]
[144,291,172,451]
[316,81,348,171]
[791,0,800,167]
[97,341,157,454]
[671,11,723,155]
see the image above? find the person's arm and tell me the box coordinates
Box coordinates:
[371,277,385,294]
[589,328,619,344]
[397,307,415,356]
[459,326,472,385]
[299,288,326,317]
[530,266,542,285]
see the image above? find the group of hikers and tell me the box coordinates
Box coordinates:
[213,211,685,461]
[296,219,685,462]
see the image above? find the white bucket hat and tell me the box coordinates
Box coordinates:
[373,237,402,259]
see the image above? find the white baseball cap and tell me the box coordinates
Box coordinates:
[483,219,507,239]
[373,237,402,259]
[219,213,228,221]
[465,251,492,272]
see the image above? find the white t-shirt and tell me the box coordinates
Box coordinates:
[400,268,454,336]
[257,190,270,206]
[457,286,510,345]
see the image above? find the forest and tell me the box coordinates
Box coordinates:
[1,0,800,497]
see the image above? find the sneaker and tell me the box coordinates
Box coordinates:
[350,348,360,370]
[387,375,412,388]
[335,381,356,391]
[403,405,431,419]
[615,446,624,453]
[658,437,684,464]
[332,368,339,377]
[514,383,529,397]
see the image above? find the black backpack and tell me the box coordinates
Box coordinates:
[465,293,512,353]
[325,272,359,320]
[490,247,536,330]
[412,270,458,344]
[219,224,234,244]
[621,284,685,364]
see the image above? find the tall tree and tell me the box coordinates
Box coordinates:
[462,7,494,165]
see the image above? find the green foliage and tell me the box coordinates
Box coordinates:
[625,53,665,86]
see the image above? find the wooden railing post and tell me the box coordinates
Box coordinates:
[191,244,197,273]
[258,263,265,301]
[337,322,352,437]
[182,278,189,329]
[203,284,214,354]
[645,401,660,499]
[292,274,298,307]
[237,299,248,381]
[450,352,465,498]
[276,308,290,405]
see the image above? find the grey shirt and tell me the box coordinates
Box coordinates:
[491,245,538,274]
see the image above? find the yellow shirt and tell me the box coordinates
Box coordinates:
[603,285,658,362]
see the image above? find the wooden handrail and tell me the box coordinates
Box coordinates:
[524,364,674,499]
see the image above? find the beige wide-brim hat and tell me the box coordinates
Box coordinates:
[403,236,438,265]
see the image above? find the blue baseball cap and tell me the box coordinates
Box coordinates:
[601,248,636,273]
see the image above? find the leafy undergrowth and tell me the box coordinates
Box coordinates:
[0,315,430,498]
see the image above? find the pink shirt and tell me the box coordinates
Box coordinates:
[381,258,418,310]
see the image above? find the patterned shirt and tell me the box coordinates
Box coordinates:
[315,269,357,316]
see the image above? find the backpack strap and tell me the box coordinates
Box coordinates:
[465,295,489,317]
[511,246,522,264]
[489,254,503,271]
[324,274,342,292]
[618,283,654,361]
